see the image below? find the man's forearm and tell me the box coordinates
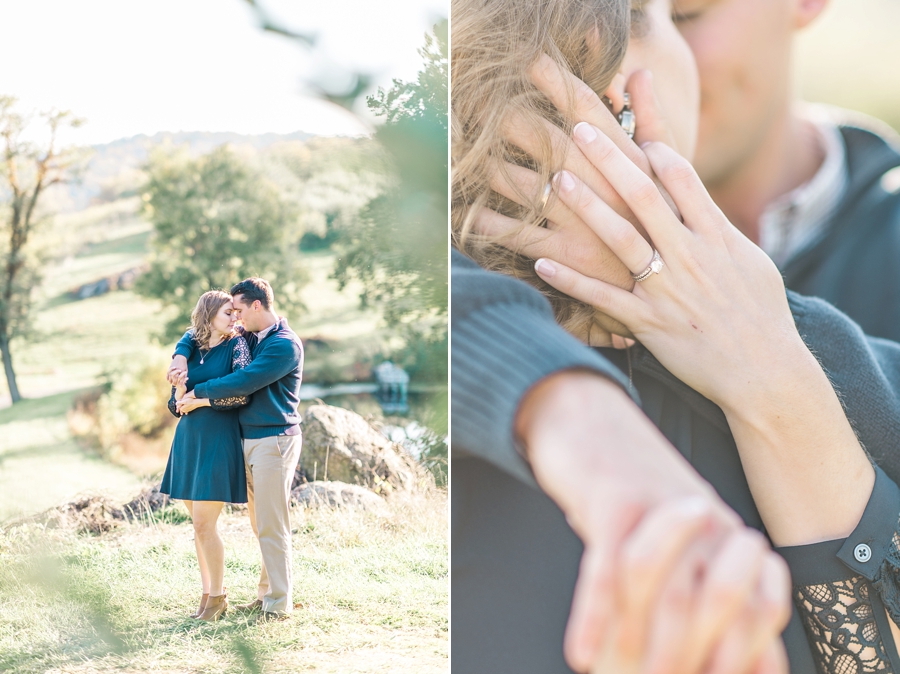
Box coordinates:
[516,370,721,535]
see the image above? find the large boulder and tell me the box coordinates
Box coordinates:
[292,481,386,512]
[297,404,425,493]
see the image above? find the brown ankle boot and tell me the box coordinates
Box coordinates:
[190,593,209,619]
[196,594,228,621]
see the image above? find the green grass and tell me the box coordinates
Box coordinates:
[0,390,141,522]
[0,194,426,489]
[0,491,448,673]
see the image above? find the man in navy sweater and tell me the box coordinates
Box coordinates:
[171,278,304,620]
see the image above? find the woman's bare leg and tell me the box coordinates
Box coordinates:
[190,501,226,595]
[183,500,211,594]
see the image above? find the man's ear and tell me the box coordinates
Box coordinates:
[793,0,829,30]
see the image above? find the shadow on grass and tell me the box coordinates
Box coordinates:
[0,388,95,425]
[40,290,81,311]
[0,547,266,674]
[0,440,88,467]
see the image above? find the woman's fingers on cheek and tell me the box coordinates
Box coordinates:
[534,258,642,326]
[472,207,554,258]
[642,143,722,231]
[552,170,655,274]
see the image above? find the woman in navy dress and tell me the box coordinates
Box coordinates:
[160,290,251,621]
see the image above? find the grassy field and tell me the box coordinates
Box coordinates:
[0,491,448,674]
[0,193,448,672]
[0,195,408,516]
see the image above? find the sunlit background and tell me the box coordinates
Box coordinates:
[796,0,900,132]
[0,0,444,142]
[0,2,448,670]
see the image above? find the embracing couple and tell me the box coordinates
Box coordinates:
[160,277,304,623]
[452,0,900,672]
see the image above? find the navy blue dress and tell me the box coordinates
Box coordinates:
[160,335,251,503]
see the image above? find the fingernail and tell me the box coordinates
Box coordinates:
[640,141,652,149]
[553,170,576,192]
[573,122,597,144]
[534,258,556,279]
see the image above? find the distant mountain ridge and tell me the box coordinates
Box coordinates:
[50,130,317,213]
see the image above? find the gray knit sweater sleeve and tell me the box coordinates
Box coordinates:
[451,250,638,487]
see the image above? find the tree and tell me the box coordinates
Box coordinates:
[136,145,307,341]
[0,97,83,403]
[332,21,449,378]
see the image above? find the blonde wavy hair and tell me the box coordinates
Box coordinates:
[452,0,646,340]
[190,290,236,350]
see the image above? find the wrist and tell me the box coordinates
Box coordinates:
[518,370,717,539]
[717,337,820,424]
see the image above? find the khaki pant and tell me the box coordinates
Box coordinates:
[243,433,302,614]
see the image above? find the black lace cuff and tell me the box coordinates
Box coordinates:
[778,465,900,672]
[209,396,249,410]
[167,387,181,418]
[207,337,252,411]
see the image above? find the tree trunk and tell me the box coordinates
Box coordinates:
[0,332,21,403]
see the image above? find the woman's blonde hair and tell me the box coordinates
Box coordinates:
[452,0,645,340]
[190,290,236,350]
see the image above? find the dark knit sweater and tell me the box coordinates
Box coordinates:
[784,119,900,342]
[175,319,304,439]
[452,249,900,674]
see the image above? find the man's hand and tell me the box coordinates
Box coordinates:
[167,355,188,386]
[515,371,790,673]
[477,60,680,344]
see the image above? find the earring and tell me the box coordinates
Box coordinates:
[603,93,636,139]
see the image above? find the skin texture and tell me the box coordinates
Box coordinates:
[182,499,226,598]
[169,300,236,606]
[622,0,700,161]
[673,0,830,238]
[517,371,790,673]
[535,128,876,548]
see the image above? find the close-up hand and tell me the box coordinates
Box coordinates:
[175,394,209,415]
[533,125,805,413]
[474,59,679,344]
[172,370,188,391]
[516,372,790,674]
[175,389,197,413]
[167,355,188,386]
[585,506,790,674]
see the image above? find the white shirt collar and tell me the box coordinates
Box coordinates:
[255,319,279,342]
[758,106,848,268]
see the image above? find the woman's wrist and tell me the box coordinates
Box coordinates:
[715,337,820,428]
[716,339,875,546]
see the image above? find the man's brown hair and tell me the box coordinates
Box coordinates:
[230,277,274,310]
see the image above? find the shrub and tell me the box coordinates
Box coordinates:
[94,351,176,459]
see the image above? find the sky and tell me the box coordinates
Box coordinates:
[0,0,446,145]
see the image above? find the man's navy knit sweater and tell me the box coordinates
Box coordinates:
[175,319,304,439]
